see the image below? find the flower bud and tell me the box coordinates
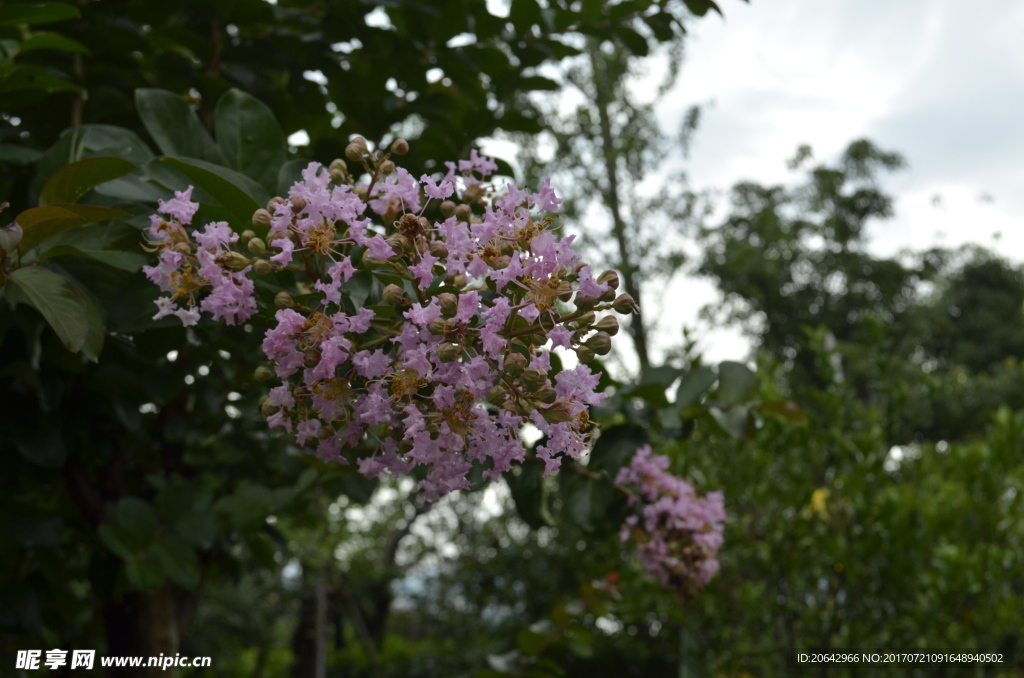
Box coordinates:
[455,204,472,222]
[290,195,307,214]
[330,158,348,172]
[437,342,461,363]
[493,255,511,270]
[427,319,446,336]
[346,137,368,162]
[268,196,287,211]
[613,293,636,314]
[386,234,411,253]
[304,347,321,368]
[380,159,396,175]
[0,222,23,253]
[574,311,596,329]
[521,367,547,391]
[487,385,508,407]
[253,259,273,275]
[260,397,280,418]
[452,274,468,288]
[275,291,295,309]
[362,251,389,268]
[504,353,527,376]
[594,315,619,336]
[247,237,267,255]
[222,252,252,271]
[597,269,620,290]
[240,229,256,245]
[382,283,405,306]
[330,168,345,183]
[440,200,457,218]
[599,287,616,302]
[540,401,574,424]
[429,240,448,259]
[574,345,596,363]
[438,292,458,316]
[535,385,557,405]
[391,138,409,156]
[463,184,484,204]
[585,331,613,356]
[254,366,274,382]
[252,209,272,228]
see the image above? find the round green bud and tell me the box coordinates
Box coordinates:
[597,269,620,289]
[254,366,274,382]
[574,345,596,363]
[521,367,547,390]
[247,237,267,255]
[382,283,405,306]
[329,158,348,172]
[275,291,295,309]
[438,292,458,316]
[536,385,557,405]
[240,229,256,244]
[585,331,613,356]
[504,353,527,376]
[455,204,472,223]
[253,259,273,275]
[487,385,508,407]
[290,195,307,214]
[612,293,637,314]
[593,315,619,336]
[427,319,446,336]
[380,159,396,175]
[391,138,409,156]
[252,209,272,228]
[303,348,321,368]
[429,240,449,258]
[222,252,252,271]
[440,200,457,218]
[437,342,461,363]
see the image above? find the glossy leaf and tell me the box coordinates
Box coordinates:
[215,89,288,192]
[716,360,757,405]
[676,366,717,407]
[6,266,91,353]
[18,31,90,55]
[17,203,127,254]
[0,3,79,27]
[39,156,136,206]
[135,89,226,165]
[159,156,266,230]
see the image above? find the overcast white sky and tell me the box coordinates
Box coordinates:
[638,0,1024,363]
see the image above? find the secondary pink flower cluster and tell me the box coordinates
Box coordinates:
[144,143,633,500]
[614,445,725,597]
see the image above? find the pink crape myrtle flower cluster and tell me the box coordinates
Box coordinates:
[144,139,635,500]
[614,445,726,597]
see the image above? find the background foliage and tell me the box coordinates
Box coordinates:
[2,0,1022,677]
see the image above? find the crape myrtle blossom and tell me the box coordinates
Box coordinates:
[144,139,637,500]
[614,445,726,597]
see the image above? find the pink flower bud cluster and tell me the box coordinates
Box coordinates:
[614,445,725,597]
[144,143,635,500]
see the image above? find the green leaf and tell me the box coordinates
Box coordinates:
[0,144,44,165]
[215,89,287,193]
[676,366,717,407]
[588,425,647,475]
[125,549,166,591]
[16,203,128,254]
[758,399,809,424]
[159,156,266,229]
[6,266,90,353]
[152,534,200,589]
[615,25,649,57]
[0,64,80,95]
[0,3,80,27]
[99,497,159,558]
[559,470,615,533]
[38,245,147,273]
[39,156,136,206]
[716,360,757,405]
[516,627,548,657]
[135,89,226,165]
[18,31,89,55]
[505,459,553,529]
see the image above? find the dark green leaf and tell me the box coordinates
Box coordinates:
[559,469,615,533]
[0,3,80,27]
[152,534,200,589]
[615,25,649,57]
[716,360,757,405]
[505,459,553,529]
[0,144,44,165]
[588,425,648,475]
[676,366,717,407]
[39,156,136,206]
[6,266,90,353]
[159,156,266,230]
[135,89,227,164]
[13,426,66,468]
[215,89,288,193]
[18,31,90,55]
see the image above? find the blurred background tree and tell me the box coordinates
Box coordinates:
[3,0,1023,677]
